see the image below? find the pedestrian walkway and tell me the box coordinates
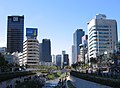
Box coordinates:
[67,75,112,88]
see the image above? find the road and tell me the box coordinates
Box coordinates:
[67,75,112,88]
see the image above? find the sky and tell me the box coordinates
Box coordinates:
[0,0,120,55]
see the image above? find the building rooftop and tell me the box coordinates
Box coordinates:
[95,14,106,19]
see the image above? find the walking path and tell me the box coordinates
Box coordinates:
[67,75,112,88]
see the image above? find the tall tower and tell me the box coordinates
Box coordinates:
[7,15,24,53]
[62,53,69,68]
[78,35,88,63]
[71,45,75,64]
[23,28,39,67]
[56,55,62,67]
[73,29,85,63]
[42,39,51,62]
[39,43,42,62]
[88,14,118,59]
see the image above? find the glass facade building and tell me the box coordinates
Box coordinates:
[7,16,24,53]
[56,55,62,67]
[73,29,85,63]
[41,39,51,62]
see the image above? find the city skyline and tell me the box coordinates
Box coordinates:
[0,0,120,55]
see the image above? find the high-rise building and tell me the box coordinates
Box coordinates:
[88,14,118,59]
[56,55,62,67]
[71,45,75,64]
[62,54,69,68]
[71,45,76,64]
[73,29,85,63]
[39,43,42,62]
[82,35,88,47]
[62,51,66,55]
[18,52,23,67]
[52,54,56,65]
[61,51,69,68]
[23,28,39,67]
[41,39,51,62]
[7,16,24,53]
[78,35,88,63]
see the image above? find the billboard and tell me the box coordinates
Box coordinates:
[26,28,38,37]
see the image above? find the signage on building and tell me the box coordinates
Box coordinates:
[13,17,19,22]
[26,28,38,37]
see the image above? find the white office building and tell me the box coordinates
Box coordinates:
[52,54,56,65]
[71,45,76,64]
[23,39,39,67]
[18,52,23,66]
[78,44,84,62]
[88,14,118,59]
[23,28,39,67]
[78,35,88,63]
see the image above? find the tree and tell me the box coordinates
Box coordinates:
[90,57,98,64]
[111,52,118,66]
[71,63,78,70]
[89,57,98,68]
[64,66,71,69]
[0,53,8,67]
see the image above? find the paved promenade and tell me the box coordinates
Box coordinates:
[67,75,112,88]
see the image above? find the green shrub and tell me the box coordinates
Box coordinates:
[48,74,55,80]
[47,72,62,80]
[0,71,36,82]
[56,72,62,77]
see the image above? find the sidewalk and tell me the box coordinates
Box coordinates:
[67,75,111,88]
